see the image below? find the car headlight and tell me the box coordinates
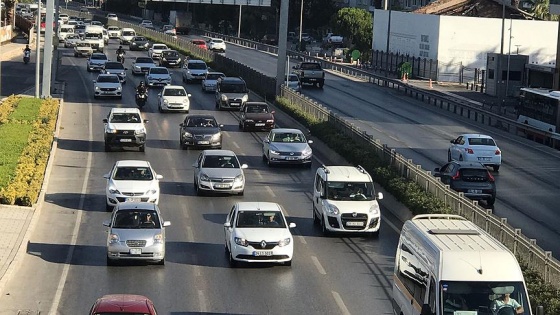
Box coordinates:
[132,42,137,45]
[134,65,140,70]
[143,43,148,47]
[183,131,192,138]
[369,204,380,216]
[234,237,248,247]
[200,173,210,181]
[211,133,221,141]
[183,99,189,104]
[116,86,122,91]
[154,233,164,244]
[325,202,340,215]
[242,95,249,102]
[177,58,181,62]
[108,233,119,244]
[302,147,312,156]
[266,119,274,123]
[163,99,169,104]
[95,86,99,90]
[108,188,120,194]
[278,238,291,247]
[146,188,157,195]
[221,94,228,101]
[186,70,191,74]
[120,72,125,76]
[106,127,117,134]
[135,128,146,135]
[234,174,244,183]
[162,58,167,61]
[269,149,279,155]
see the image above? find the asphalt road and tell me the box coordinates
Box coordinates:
[0,40,400,314]
[0,55,39,97]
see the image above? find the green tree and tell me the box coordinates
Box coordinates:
[331,7,373,51]
[530,0,559,20]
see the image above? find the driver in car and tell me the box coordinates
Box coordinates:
[491,292,524,315]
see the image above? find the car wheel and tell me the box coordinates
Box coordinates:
[487,197,496,206]
[238,190,244,196]
[262,153,267,162]
[266,153,272,167]
[284,260,292,267]
[448,150,452,162]
[87,67,91,72]
[104,143,111,152]
[156,258,165,265]
[321,215,330,236]
[158,103,163,113]
[493,165,500,172]
[319,82,324,89]
[105,203,113,212]
[106,256,115,266]
[139,145,145,152]
[229,251,238,267]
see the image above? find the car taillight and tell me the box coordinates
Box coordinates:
[495,149,501,155]
[487,172,495,182]
[451,171,460,180]
[465,148,474,154]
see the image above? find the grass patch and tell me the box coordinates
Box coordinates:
[9,98,41,122]
[0,124,34,187]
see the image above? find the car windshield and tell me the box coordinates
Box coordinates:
[67,34,79,39]
[163,88,186,96]
[271,132,306,143]
[91,54,107,60]
[153,45,168,50]
[287,75,299,82]
[325,182,375,201]
[188,62,207,70]
[202,155,240,168]
[212,39,224,44]
[235,211,286,228]
[97,76,119,83]
[76,42,91,47]
[136,57,153,64]
[467,137,496,146]
[104,62,124,70]
[112,209,161,229]
[150,68,169,75]
[300,63,322,70]
[108,26,119,30]
[186,117,216,128]
[113,166,153,180]
[162,51,179,57]
[134,37,147,41]
[220,83,246,93]
[122,31,135,36]
[206,73,224,80]
[109,113,141,123]
[246,104,269,113]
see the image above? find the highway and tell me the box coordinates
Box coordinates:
[0,40,399,314]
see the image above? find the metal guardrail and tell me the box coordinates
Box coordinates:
[60,8,560,287]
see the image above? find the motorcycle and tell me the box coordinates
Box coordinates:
[117,52,125,64]
[135,91,148,109]
[23,50,30,64]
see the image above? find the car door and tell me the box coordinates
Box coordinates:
[450,136,464,160]
[193,152,203,183]
[312,173,324,216]
[224,205,236,248]
[438,163,455,185]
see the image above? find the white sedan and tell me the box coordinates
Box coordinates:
[103,160,163,211]
[224,202,296,267]
[157,85,191,113]
[148,44,169,60]
[448,133,502,171]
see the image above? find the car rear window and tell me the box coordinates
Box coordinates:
[220,83,246,93]
[163,88,186,96]
[97,76,119,83]
[460,168,489,181]
[467,138,496,146]
[122,31,135,36]
[206,73,224,80]
[300,63,322,70]
[105,62,124,70]
[91,54,107,60]
[202,155,240,168]
[162,51,179,57]
[153,45,168,50]
[188,62,207,70]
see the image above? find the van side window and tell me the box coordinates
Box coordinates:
[396,242,428,307]
[315,174,321,193]
[428,277,436,312]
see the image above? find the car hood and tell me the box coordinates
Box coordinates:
[201,168,242,179]
[233,228,292,242]
[222,92,246,99]
[269,142,310,152]
[147,73,171,79]
[326,200,380,215]
[95,82,121,89]
[90,59,107,65]
[109,179,158,193]
[134,63,155,68]
[110,228,163,240]
[244,113,274,120]
[107,122,145,131]
[162,96,188,103]
[184,127,220,135]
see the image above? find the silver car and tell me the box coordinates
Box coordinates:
[201,72,225,93]
[262,128,313,167]
[192,150,247,196]
[103,202,170,266]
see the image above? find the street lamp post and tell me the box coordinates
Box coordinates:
[298,0,303,51]
[237,4,242,38]
[384,0,392,77]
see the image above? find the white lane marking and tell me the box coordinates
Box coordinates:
[183,203,190,220]
[232,141,240,149]
[383,216,400,234]
[186,226,195,242]
[297,235,307,245]
[311,256,326,275]
[332,291,352,315]
[254,169,263,179]
[198,289,208,312]
[49,59,92,315]
[265,185,276,198]
[223,132,231,138]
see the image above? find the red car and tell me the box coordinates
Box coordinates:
[192,39,207,50]
[89,294,158,314]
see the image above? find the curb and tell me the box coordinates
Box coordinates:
[0,87,66,295]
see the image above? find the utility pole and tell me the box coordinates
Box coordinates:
[275,0,289,95]
[35,0,41,98]
[298,0,303,51]
[237,4,242,38]
[42,0,55,97]
[384,0,392,77]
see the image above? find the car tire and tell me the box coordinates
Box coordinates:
[229,252,238,268]
[262,153,267,162]
[284,260,292,267]
[156,258,165,265]
[368,231,380,238]
[266,153,272,167]
[105,203,113,212]
[321,215,330,236]
[106,256,115,266]
[238,190,244,196]
[493,165,500,172]
[104,143,111,152]
[312,207,320,225]
[158,103,163,113]
[319,82,324,89]
[87,67,91,72]
[487,197,496,206]
[182,73,186,83]
[139,145,145,152]
[448,150,452,162]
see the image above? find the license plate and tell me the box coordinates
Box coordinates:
[198,141,209,145]
[309,79,317,82]
[478,157,491,161]
[120,139,132,142]
[253,251,273,256]
[468,189,482,194]
[230,103,240,107]
[346,221,364,226]
[129,248,142,255]
[286,157,299,160]
[255,123,265,126]
[126,197,142,202]
[214,183,230,188]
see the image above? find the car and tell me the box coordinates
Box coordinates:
[192,150,247,196]
[179,114,223,149]
[103,159,162,210]
[59,13,69,23]
[93,74,122,99]
[102,61,127,83]
[145,67,172,87]
[261,34,278,45]
[89,294,158,314]
[119,28,136,44]
[182,59,208,83]
[103,107,148,152]
[224,202,296,267]
[79,6,88,13]
[239,102,275,131]
[129,36,150,51]
[162,24,176,35]
[262,128,313,167]
[207,38,226,52]
[64,34,81,48]
[285,73,301,92]
[107,26,121,38]
[106,13,118,21]
[448,134,502,172]
[74,24,86,37]
[433,161,496,206]
[148,43,169,59]
[157,85,191,113]
[103,203,169,265]
[73,41,93,57]
[191,39,207,50]
[215,77,248,110]
[159,49,182,68]
[140,19,153,28]
[86,52,108,72]
[131,56,156,75]
[201,72,225,93]
[292,62,325,88]
[90,20,103,27]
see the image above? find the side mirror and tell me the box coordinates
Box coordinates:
[92,80,96,83]
[103,118,108,123]
[103,173,110,179]
[289,222,296,228]
[308,140,314,144]
[162,221,171,227]
[156,174,163,180]
[192,162,199,168]
[377,192,384,200]
[102,220,111,227]
[187,93,192,97]
[179,123,184,127]
[219,124,224,128]
[450,140,455,144]
[240,164,248,169]
[224,222,231,228]
[264,138,270,143]
[144,119,149,123]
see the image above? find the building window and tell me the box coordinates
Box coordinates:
[488,69,494,79]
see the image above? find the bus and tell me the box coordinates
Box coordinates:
[518,87,560,133]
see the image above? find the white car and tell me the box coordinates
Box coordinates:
[148,44,169,60]
[192,150,247,196]
[201,72,225,92]
[59,13,69,23]
[119,28,136,44]
[285,73,301,92]
[131,56,156,75]
[107,13,118,21]
[102,61,127,84]
[224,202,296,267]
[448,134,502,172]
[93,74,122,99]
[107,26,121,38]
[103,160,163,211]
[145,67,172,87]
[262,128,313,167]
[182,59,208,83]
[140,19,153,28]
[157,85,192,113]
[207,38,226,52]
[64,34,81,48]
[103,108,148,152]
[87,52,108,72]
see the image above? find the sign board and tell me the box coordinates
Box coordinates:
[148,0,271,5]
[551,0,560,14]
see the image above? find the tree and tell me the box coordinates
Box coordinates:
[331,7,373,51]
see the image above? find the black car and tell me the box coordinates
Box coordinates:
[159,50,182,68]
[261,34,278,46]
[129,36,150,51]
[102,62,127,83]
[433,161,496,206]
[179,114,223,149]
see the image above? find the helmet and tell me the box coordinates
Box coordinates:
[139,81,145,86]
[119,45,122,49]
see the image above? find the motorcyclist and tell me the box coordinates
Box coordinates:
[23,44,31,54]
[23,44,31,64]
[136,81,147,96]
[116,45,125,62]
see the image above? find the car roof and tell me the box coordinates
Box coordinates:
[320,165,372,182]
[270,128,303,134]
[245,102,268,106]
[163,85,185,90]
[460,134,494,139]
[93,294,153,313]
[121,27,135,31]
[451,161,488,169]
[236,202,282,212]
[110,107,141,114]
[153,44,168,47]
[115,160,150,167]
[203,149,236,157]
[149,66,168,71]
[91,52,107,57]
[115,202,157,211]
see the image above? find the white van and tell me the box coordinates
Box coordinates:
[393,214,531,315]
[83,25,105,52]
[312,165,383,236]
[119,28,136,45]
[57,25,75,42]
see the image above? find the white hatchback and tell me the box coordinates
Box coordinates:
[145,67,172,87]
[224,202,296,267]
[157,85,192,113]
[207,38,226,52]
[448,134,502,172]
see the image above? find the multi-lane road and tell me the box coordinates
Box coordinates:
[0,40,400,314]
